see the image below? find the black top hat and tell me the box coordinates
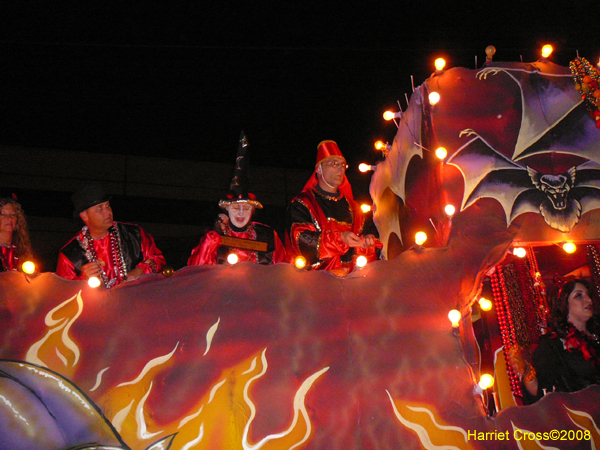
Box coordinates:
[218,131,263,209]
[72,184,110,215]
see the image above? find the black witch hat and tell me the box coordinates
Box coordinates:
[218,131,263,209]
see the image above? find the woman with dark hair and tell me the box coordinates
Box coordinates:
[0,197,33,272]
[512,278,600,402]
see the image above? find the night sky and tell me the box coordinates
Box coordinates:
[3,3,599,171]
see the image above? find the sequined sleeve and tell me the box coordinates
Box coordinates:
[286,199,321,265]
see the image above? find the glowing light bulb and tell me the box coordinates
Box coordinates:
[485,45,496,60]
[356,255,368,268]
[361,204,371,213]
[434,58,446,71]
[429,92,440,105]
[88,276,101,288]
[227,253,239,265]
[563,242,576,254]
[383,110,402,121]
[415,231,427,246]
[444,204,455,217]
[513,247,527,258]
[478,297,493,311]
[294,255,307,269]
[448,309,461,328]
[359,163,373,173]
[541,44,553,58]
[435,147,447,159]
[478,374,494,390]
[21,261,36,274]
[374,140,385,150]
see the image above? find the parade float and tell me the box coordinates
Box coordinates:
[2,46,600,450]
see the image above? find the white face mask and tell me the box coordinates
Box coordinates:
[226,203,253,228]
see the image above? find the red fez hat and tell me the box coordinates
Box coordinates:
[302,140,353,201]
[315,140,346,167]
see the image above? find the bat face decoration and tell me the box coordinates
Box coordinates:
[369,61,600,255]
[528,166,582,232]
[445,64,600,234]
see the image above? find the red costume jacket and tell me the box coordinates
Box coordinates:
[286,186,377,276]
[188,222,286,266]
[56,222,165,287]
[0,244,18,272]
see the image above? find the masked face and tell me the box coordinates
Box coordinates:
[226,203,254,229]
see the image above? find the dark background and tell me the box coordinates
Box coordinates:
[3,3,599,168]
[1,2,599,269]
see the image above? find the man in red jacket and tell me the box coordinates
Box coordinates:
[285,140,378,276]
[57,184,165,288]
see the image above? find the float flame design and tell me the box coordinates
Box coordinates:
[25,291,83,376]
[386,391,470,450]
[242,349,329,450]
[22,291,330,450]
[510,422,560,450]
[565,406,600,447]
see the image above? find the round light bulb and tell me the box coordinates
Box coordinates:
[485,45,496,60]
[356,255,368,268]
[227,253,239,265]
[448,309,461,328]
[429,92,440,105]
[541,44,553,58]
[444,204,456,217]
[374,140,386,150]
[383,111,396,121]
[563,242,576,254]
[358,163,371,173]
[478,374,494,390]
[415,231,427,246]
[513,247,527,258]
[294,255,307,269]
[435,147,447,159]
[434,57,446,71]
[21,261,36,274]
[88,276,101,288]
[360,204,371,213]
[478,297,493,311]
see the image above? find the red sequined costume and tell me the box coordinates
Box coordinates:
[286,141,377,276]
[188,222,285,266]
[56,222,165,287]
[0,244,18,272]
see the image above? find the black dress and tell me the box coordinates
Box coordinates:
[524,332,600,403]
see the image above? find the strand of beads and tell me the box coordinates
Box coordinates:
[504,264,528,348]
[109,226,128,282]
[514,253,539,346]
[586,244,600,298]
[490,266,523,397]
[570,57,600,127]
[527,248,548,331]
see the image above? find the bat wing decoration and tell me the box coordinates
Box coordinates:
[448,65,600,233]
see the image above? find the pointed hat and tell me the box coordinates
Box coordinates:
[219,131,263,209]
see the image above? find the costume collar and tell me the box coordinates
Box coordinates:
[229,222,251,233]
[314,185,342,200]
